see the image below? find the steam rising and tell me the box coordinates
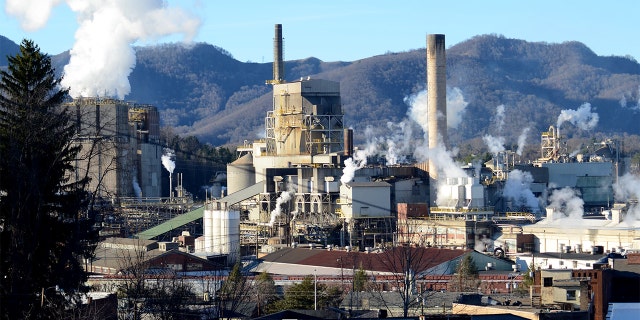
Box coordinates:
[548,187,584,219]
[503,170,540,213]
[5,0,200,99]
[556,103,599,130]
[268,184,295,226]
[613,174,640,221]
[161,149,175,174]
[516,127,530,156]
[495,104,505,132]
[483,135,505,155]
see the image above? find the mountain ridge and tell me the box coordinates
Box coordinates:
[3,34,640,152]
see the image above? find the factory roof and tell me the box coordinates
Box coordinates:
[531,252,608,261]
[344,181,392,187]
[526,217,640,230]
[255,247,468,276]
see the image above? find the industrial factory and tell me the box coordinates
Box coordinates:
[71,24,639,275]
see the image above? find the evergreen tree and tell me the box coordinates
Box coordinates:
[0,40,97,319]
[266,276,343,313]
[218,262,251,318]
[452,254,480,292]
[253,271,277,317]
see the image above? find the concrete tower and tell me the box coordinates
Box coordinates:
[427,34,447,180]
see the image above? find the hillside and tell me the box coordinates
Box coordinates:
[4,34,640,151]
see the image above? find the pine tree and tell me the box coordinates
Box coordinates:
[453,254,480,292]
[0,39,97,319]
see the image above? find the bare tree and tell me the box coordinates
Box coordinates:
[367,218,455,317]
[114,242,196,319]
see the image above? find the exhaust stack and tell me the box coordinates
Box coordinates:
[267,24,284,84]
[427,34,447,179]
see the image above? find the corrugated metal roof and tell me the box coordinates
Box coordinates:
[259,247,468,275]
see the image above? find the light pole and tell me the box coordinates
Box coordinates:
[314,269,317,310]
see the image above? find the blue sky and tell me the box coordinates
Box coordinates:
[1,0,638,63]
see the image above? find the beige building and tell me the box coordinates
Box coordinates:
[67,98,162,199]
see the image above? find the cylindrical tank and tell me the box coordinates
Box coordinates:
[203,209,213,252]
[211,209,221,253]
[226,154,255,194]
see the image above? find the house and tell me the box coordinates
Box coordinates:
[87,237,222,274]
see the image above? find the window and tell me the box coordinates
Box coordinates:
[586,263,591,267]
[573,261,578,268]
[543,277,553,287]
[566,290,576,301]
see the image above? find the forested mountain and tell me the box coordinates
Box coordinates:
[3,34,640,152]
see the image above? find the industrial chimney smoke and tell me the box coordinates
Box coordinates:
[427,34,447,179]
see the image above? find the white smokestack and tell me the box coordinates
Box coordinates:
[427,34,447,180]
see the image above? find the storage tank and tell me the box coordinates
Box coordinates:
[202,202,240,260]
[227,153,255,194]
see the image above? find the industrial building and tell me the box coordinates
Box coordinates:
[67,97,163,200]
[127,25,640,278]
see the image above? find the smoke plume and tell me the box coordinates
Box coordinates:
[268,184,295,226]
[556,103,599,130]
[516,127,530,156]
[548,187,584,219]
[483,134,505,155]
[503,170,540,213]
[613,173,640,221]
[446,87,469,129]
[494,104,505,132]
[5,0,61,31]
[340,149,368,185]
[161,149,175,174]
[6,0,200,99]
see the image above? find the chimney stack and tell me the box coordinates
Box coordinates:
[427,34,447,180]
[270,24,284,84]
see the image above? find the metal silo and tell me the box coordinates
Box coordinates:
[226,153,255,194]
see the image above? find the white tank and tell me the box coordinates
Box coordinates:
[226,155,255,194]
[203,209,214,252]
[202,205,240,258]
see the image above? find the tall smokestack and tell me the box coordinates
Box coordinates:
[427,34,447,180]
[272,24,284,84]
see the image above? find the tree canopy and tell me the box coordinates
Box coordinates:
[0,39,97,319]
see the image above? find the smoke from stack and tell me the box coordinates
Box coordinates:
[557,103,599,130]
[5,0,200,99]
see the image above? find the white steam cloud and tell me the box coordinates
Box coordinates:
[446,87,469,129]
[5,0,61,31]
[340,150,368,185]
[483,134,505,155]
[548,187,584,219]
[556,103,599,130]
[495,104,505,132]
[5,0,200,99]
[503,170,540,213]
[613,173,640,221]
[161,149,175,174]
[268,184,295,226]
[516,127,530,156]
